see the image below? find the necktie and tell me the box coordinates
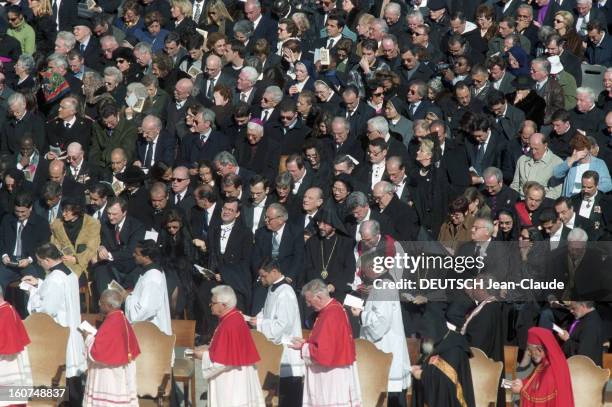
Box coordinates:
[115,224,121,245]
[176,194,182,205]
[522,145,529,155]
[14,222,23,258]
[200,134,207,146]
[410,103,416,116]
[49,207,56,223]
[106,128,113,138]
[327,38,335,49]
[202,210,209,239]
[261,110,269,122]
[79,43,85,54]
[144,141,154,168]
[476,143,485,173]
[240,93,247,102]
[272,231,280,257]
[51,0,57,19]
[206,77,215,100]
[64,122,70,129]
[568,319,580,335]
[194,2,202,22]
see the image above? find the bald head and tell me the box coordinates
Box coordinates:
[49,160,66,183]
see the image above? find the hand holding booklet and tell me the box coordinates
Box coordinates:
[194,264,216,279]
[343,294,364,310]
[108,279,128,297]
[79,320,97,335]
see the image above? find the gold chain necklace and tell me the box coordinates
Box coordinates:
[320,235,338,280]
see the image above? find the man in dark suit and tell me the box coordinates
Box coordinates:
[46,96,94,154]
[331,117,365,164]
[487,56,516,95]
[235,119,281,182]
[559,301,604,365]
[1,92,46,155]
[575,4,608,37]
[487,90,526,141]
[250,85,283,128]
[33,181,63,224]
[344,191,394,241]
[179,106,231,168]
[116,166,154,230]
[269,99,311,156]
[242,174,272,235]
[373,181,420,241]
[47,159,86,202]
[89,103,138,171]
[465,115,508,179]
[531,58,565,125]
[73,19,102,72]
[481,167,520,217]
[189,184,222,244]
[250,203,305,314]
[52,0,78,31]
[134,115,175,170]
[245,0,278,46]
[546,34,582,86]
[285,153,320,214]
[447,82,486,133]
[586,22,612,66]
[196,54,235,106]
[165,78,196,141]
[430,120,472,197]
[398,45,435,93]
[569,171,612,239]
[169,166,196,214]
[571,87,606,134]
[207,197,254,311]
[0,191,50,291]
[233,66,263,106]
[87,182,113,223]
[91,196,146,299]
[405,80,443,121]
[555,196,600,240]
[337,86,375,139]
[501,120,535,184]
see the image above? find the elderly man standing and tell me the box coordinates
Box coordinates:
[194,285,265,407]
[248,260,304,407]
[290,279,361,407]
[0,285,32,405]
[83,289,141,406]
[511,133,564,199]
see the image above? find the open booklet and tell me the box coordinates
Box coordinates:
[194,264,216,279]
[108,279,128,297]
[78,320,98,335]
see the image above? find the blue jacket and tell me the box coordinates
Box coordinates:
[553,156,612,196]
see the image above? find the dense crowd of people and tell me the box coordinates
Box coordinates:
[0,0,610,404]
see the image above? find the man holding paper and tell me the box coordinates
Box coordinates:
[193,285,265,407]
[23,243,86,406]
[0,285,32,407]
[83,289,140,406]
[290,279,362,407]
[248,260,304,407]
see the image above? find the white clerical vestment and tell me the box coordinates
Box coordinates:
[256,280,305,377]
[125,265,172,335]
[360,284,411,392]
[27,264,87,378]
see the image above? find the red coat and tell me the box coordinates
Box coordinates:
[209,309,260,366]
[0,301,30,355]
[91,310,141,366]
[306,299,356,367]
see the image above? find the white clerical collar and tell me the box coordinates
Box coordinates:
[272,275,285,284]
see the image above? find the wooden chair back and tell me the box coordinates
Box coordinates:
[504,345,518,380]
[407,338,421,364]
[602,352,612,372]
[355,339,393,407]
[24,313,70,388]
[251,330,283,407]
[132,322,176,401]
[171,319,196,348]
[567,355,610,407]
[469,347,503,407]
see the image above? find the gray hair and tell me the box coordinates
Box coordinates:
[201,108,216,124]
[214,151,238,166]
[100,289,123,309]
[103,66,123,84]
[133,42,152,54]
[301,278,330,297]
[264,86,284,103]
[206,54,222,69]
[268,202,289,221]
[360,219,380,237]
[334,154,356,169]
[142,115,162,130]
[56,31,76,49]
[406,10,424,23]
[475,216,495,235]
[247,121,263,134]
[100,35,118,47]
[576,0,592,4]
[233,19,255,38]
[368,116,389,135]
[241,66,259,84]
[8,92,26,108]
[384,2,401,15]
[576,86,596,103]
[568,227,588,242]
[275,171,292,188]
[47,52,68,70]
[16,54,35,74]
[371,18,389,33]
[377,181,395,194]
[537,26,555,42]
[482,167,503,182]
[346,191,369,210]
[517,3,533,16]
[211,285,238,308]
[126,82,148,99]
[332,117,350,132]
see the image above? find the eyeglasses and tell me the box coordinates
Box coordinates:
[171,177,188,182]
[372,92,383,97]
[116,59,126,63]
[411,32,424,36]
[517,14,530,19]
[554,19,564,23]
[265,215,282,221]
[280,115,294,121]
[8,17,19,22]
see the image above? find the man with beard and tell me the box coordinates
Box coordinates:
[410,317,476,407]
[304,208,355,303]
[509,327,574,407]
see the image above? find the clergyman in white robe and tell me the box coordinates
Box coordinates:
[125,264,172,335]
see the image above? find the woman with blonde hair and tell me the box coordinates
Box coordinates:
[552,11,584,57]
[170,0,196,39]
[204,0,234,37]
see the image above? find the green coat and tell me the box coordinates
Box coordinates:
[89,118,138,169]
[556,70,577,111]
[7,22,35,55]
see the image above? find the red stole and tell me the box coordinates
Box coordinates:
[515,201,533,227]
[90,310,141,366]
[520,360,567,407]
[208,309,260,366]
[307,299,356,367]
[0,302,30,355]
